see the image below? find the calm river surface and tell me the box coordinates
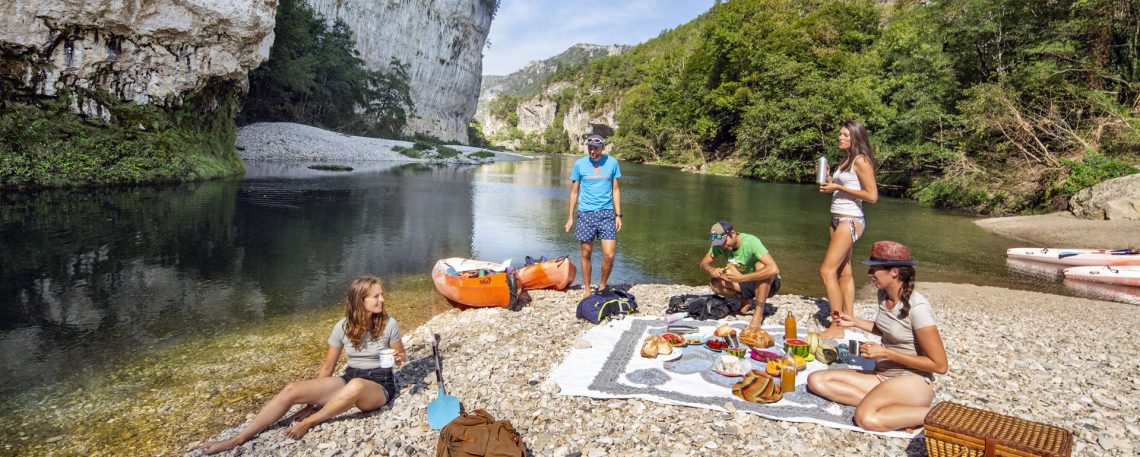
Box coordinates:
[0,156,1085,405]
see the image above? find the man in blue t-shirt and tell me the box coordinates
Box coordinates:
[564,134,622,297]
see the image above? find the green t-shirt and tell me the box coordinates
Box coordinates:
[709,232,769,274]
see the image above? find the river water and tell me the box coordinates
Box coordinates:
[0,156,1100,406]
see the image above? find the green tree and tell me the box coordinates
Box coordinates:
[238,0,413,137]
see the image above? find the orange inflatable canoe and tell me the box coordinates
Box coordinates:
[432,258,522,309]
[516,257,577,291]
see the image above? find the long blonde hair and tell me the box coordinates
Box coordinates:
[344,275,387,350]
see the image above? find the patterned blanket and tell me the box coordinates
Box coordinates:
[550,317,920,439]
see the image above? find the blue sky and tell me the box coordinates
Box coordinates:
[482,0,716,75]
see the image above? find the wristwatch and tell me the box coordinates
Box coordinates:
[615,213,623,217]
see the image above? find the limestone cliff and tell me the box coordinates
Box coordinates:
[1,0,277,111]
[305,0,495,143]
[476,43,627,146]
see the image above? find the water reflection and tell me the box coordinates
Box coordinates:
[0,163,477,398]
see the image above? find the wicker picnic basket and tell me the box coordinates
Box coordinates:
[924,402,1072,457]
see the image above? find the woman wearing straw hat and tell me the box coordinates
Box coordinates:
[807,241,948,432]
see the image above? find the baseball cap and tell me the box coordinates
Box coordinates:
[709,221,734,246]
[585,134,606,147]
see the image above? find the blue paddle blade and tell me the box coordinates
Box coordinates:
[427,386,460,429]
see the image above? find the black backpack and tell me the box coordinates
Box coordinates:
[576,289,638,324]
[666,294,741,321]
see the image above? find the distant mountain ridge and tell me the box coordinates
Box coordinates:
[476,43,629,129]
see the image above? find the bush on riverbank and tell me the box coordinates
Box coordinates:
[0,83,244,190]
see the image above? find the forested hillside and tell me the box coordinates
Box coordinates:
[496,0,1139,214]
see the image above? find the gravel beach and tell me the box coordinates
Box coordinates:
[236,122,531,163]
[188,282,1138,456]
[975,212,1140,249]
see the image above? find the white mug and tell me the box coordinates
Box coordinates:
[378,349,396,368]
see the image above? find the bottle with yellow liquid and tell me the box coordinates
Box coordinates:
[781,350,797,393]
[784,311,797,341]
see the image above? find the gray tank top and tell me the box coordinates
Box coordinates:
[328,317,402,369]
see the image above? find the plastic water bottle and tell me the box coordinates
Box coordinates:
[816,156,829,184]
[664,312,688,324]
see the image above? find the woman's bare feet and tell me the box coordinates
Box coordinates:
[199,437,241,455]
[818,325,846,339]
[284,421,314,440]
[284,405,317,424]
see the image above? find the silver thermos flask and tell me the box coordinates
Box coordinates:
[816,156,829,184]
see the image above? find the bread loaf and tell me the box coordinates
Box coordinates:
[640,336,672,358]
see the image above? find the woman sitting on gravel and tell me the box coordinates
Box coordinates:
[807,241,948,432]
[200,275,406,454]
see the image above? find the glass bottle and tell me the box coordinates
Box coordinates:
[781,350,797,393]
[784,311,797,341]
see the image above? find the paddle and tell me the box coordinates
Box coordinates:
[427,334,461,429]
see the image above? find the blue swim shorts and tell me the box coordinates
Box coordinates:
[575,209,617,242]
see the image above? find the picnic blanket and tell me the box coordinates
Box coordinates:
[550,317,920,439]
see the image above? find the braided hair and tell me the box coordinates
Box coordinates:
[896,266,916,319]
[344,275,388,350]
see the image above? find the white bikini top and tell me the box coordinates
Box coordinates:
[830,164,864,217]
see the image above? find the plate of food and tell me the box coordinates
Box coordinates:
[712,354,751,377]
[704,337,728,352]
[640,335,675,359]
[657,349,683,362]
[660,332,686,347]
[750,349,781,363]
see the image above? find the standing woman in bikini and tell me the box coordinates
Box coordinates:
[818,121,878,339]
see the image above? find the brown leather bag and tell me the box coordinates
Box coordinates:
[435,409,525,457]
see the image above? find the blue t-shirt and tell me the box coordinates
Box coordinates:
[570,155,621,212]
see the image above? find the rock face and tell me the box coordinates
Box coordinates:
[476,43,627,147]
[1070,173,1140,220]
[305,0,495,144]
[0,0,277,110]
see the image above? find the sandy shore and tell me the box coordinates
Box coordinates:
[188,282,1137,456]
[236,122,531,163]
[975,212,1140,249]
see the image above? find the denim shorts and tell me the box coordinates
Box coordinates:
[575,209,617,242]
[341,366,397,405]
